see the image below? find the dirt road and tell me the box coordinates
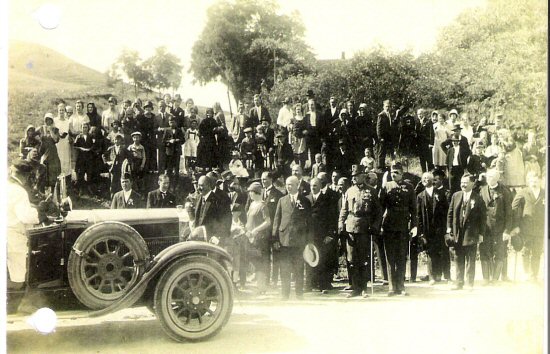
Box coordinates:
[6,279,545,354]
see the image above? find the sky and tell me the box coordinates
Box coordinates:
[6,0,486,107]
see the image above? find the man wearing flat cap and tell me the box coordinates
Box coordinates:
[379,161,417,296]
[441,123,471,194]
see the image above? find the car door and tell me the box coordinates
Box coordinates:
[26,223,65,288]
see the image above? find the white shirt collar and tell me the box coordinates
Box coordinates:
[321,185,328,194]
[425,186,434,196]
[123,189,132,201]
[312,192,321,200]
[463,191,472,201]
[531,187,541,199]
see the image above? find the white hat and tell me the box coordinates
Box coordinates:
[303,243,320,267]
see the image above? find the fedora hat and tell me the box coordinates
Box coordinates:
[303,243,320,267]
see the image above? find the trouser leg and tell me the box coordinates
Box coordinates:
[465,244,477,286]
[374,236,388,281]
[396,234,408,292]
[280,247,292,298]
[384,232,399,292]
[478,239,492,281]
[452,246,465,286]
[375,143,386,170]
[292,247,305,296]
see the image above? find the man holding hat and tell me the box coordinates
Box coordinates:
[379,162,417,296]
[442,123,471,194]
[339,173,382,297]
[272,176,312,300]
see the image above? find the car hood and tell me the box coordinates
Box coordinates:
[65,208,189,228]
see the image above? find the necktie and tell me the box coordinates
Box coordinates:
[161,192,166,199]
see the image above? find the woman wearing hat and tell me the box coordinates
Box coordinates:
[36,113,61,193]
[20,125,39,160]
[246,182,272,294]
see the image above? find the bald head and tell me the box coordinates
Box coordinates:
[310,178,322,194]
[317,172,329,187]
[285,176,299,194]
[197,175,214,196]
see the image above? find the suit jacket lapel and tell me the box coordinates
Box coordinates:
[463,194,473,226]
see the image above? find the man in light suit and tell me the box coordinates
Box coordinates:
[446,174,486,290]
[146,174,176,208]
[111,173,143,209]
[272,176,312,300]
[512,171,545,281]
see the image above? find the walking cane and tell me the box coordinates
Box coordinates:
[408,238,412,284]
[370,232,374,296]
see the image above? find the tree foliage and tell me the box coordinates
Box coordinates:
[143,46,183,94]
[190,0,315,103]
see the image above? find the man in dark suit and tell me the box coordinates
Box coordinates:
[375,99,397,169]
[446,174,486,290]
[512,171,545,281]
[305,178,338,292]
[380,162,417,296]
[261,171,285,286]
[274,133,294,179]
[147,174,176,208]
[339,173,382,297]
[103,133,129,198]
[441,124,472,195]
[291,165,311,196]
[417,172,449,284]
[305,99,326,158]
[248,94,271,127]
[323,96,340,127]
[272,176,312,300]
[111,173,143,209]
[433,168,452,281]
[479,169,512,284]
[415,108,434,172]
[194,175,232,244]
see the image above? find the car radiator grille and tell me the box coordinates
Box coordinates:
[146,236,180,258]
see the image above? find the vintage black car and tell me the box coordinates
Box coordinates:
[7,207,234,342]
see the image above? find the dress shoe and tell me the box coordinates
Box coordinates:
[362,292,369,298]
[398,291,409,296]
[343,286,353,291]
[429,280,436,286]
[321,290,330,295]
[346,292,361,298]
[420,275,430,281]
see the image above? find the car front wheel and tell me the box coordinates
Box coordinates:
[154,256,233,342]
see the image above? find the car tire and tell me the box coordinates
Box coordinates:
[154,256,233,342]
[67,221,149,310]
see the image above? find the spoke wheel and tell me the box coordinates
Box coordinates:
[68,222,149,310]
[154,256,233,342]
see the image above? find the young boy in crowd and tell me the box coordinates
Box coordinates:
[164,116,185,180]
[127,131,146,191]
[103,133,129,198]
[240,127,256,171]
[310,153,325,178]
[360,148,375,172]
[184,119,199,174]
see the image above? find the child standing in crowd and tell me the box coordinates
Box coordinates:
[310,153,325,178]
[360,148,375,172]
[240,127,256,170]
[73,122,94,194]
[163,116,185,179]
[127,132,146,191]
[255,124,268,170]
[184,119,200,174]
[103,133,128,198]
[107,120,124,145]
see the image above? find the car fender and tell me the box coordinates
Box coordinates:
[89,241,232,317]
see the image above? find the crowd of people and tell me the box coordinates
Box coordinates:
[12,91,546,299]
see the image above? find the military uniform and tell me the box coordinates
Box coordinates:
[380,176,417,295]
[339,184,382,296]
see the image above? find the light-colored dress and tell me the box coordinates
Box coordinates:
[503,145,525,188]
[432,122,449,166]
[54,116,72,177]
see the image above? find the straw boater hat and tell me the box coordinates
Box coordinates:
[303,243,320,267]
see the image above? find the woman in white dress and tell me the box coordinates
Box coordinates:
[54,102,73,179]
[432,113,449,169]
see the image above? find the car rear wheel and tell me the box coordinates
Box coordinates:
[67,222,149,310]
[154,256,233,342]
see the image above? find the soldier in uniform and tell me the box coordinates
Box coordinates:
[379,162,417,296]
[339,173,382,298]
